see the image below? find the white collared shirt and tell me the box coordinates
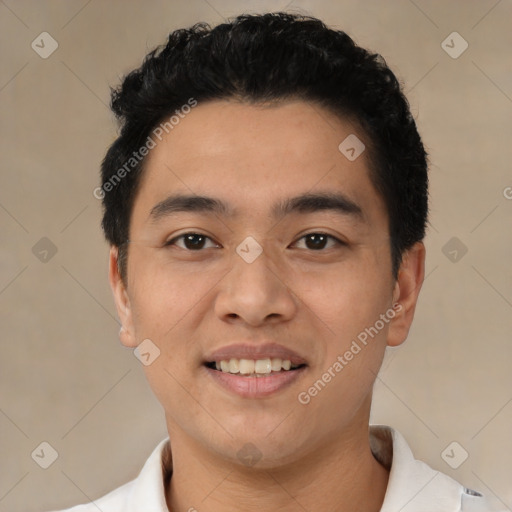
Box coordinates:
[49,425,505,511]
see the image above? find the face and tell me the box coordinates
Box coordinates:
[110,100,424,467]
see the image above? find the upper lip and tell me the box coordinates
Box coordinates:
[204,343,308,366]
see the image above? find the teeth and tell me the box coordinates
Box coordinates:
[254,359,272,374]
[271,358,282,371]
[213,358,299,375]
[239,359,255,374]
[228,358,239,373]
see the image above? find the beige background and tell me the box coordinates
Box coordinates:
[0,1,511,510]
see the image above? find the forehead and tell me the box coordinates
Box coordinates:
[131,100,386,228]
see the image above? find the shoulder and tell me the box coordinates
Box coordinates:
[461,490,509,511]
[46,479,135,512]
[45,437,170,512]
[370,425,507,512]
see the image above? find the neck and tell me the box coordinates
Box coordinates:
[165,417,389,512]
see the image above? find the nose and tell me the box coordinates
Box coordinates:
[214,246,298,327]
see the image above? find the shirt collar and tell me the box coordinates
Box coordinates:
[125,425,464,511]
[371,425,463,512]
[125,437,170,512]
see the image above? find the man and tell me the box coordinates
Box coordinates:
[55,12,504,512]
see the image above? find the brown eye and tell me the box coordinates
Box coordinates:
[165,233,218,251]
[294,233,343,251]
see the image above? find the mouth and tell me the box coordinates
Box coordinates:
[203,344,308,398]
[204,358,306,376]
[203,343,308,397]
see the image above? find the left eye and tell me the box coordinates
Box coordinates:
[293,233,342,251]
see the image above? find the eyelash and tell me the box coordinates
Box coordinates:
[164,232,346,251]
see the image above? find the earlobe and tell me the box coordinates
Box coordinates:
[108,246,138,348]
[386,242,425,348]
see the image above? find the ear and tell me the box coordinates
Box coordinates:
[108,246,138,348]
[387,242,425,348]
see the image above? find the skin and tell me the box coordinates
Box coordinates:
[109,100,425,512]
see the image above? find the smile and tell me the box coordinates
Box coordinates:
[204,360,307,398]
[205,358,304,376]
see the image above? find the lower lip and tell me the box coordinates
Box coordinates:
[204,366,307,398]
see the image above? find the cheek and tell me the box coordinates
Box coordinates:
[127,251,222,338]
[295,254,393,408]
[297,257,393,336]
[297,276,391,430]
[126,255,216,425]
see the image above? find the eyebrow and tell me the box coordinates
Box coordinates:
[148,191,364,223]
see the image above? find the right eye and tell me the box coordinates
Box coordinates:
[164,233,220,251]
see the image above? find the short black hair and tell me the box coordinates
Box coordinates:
[100,12,428,281]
